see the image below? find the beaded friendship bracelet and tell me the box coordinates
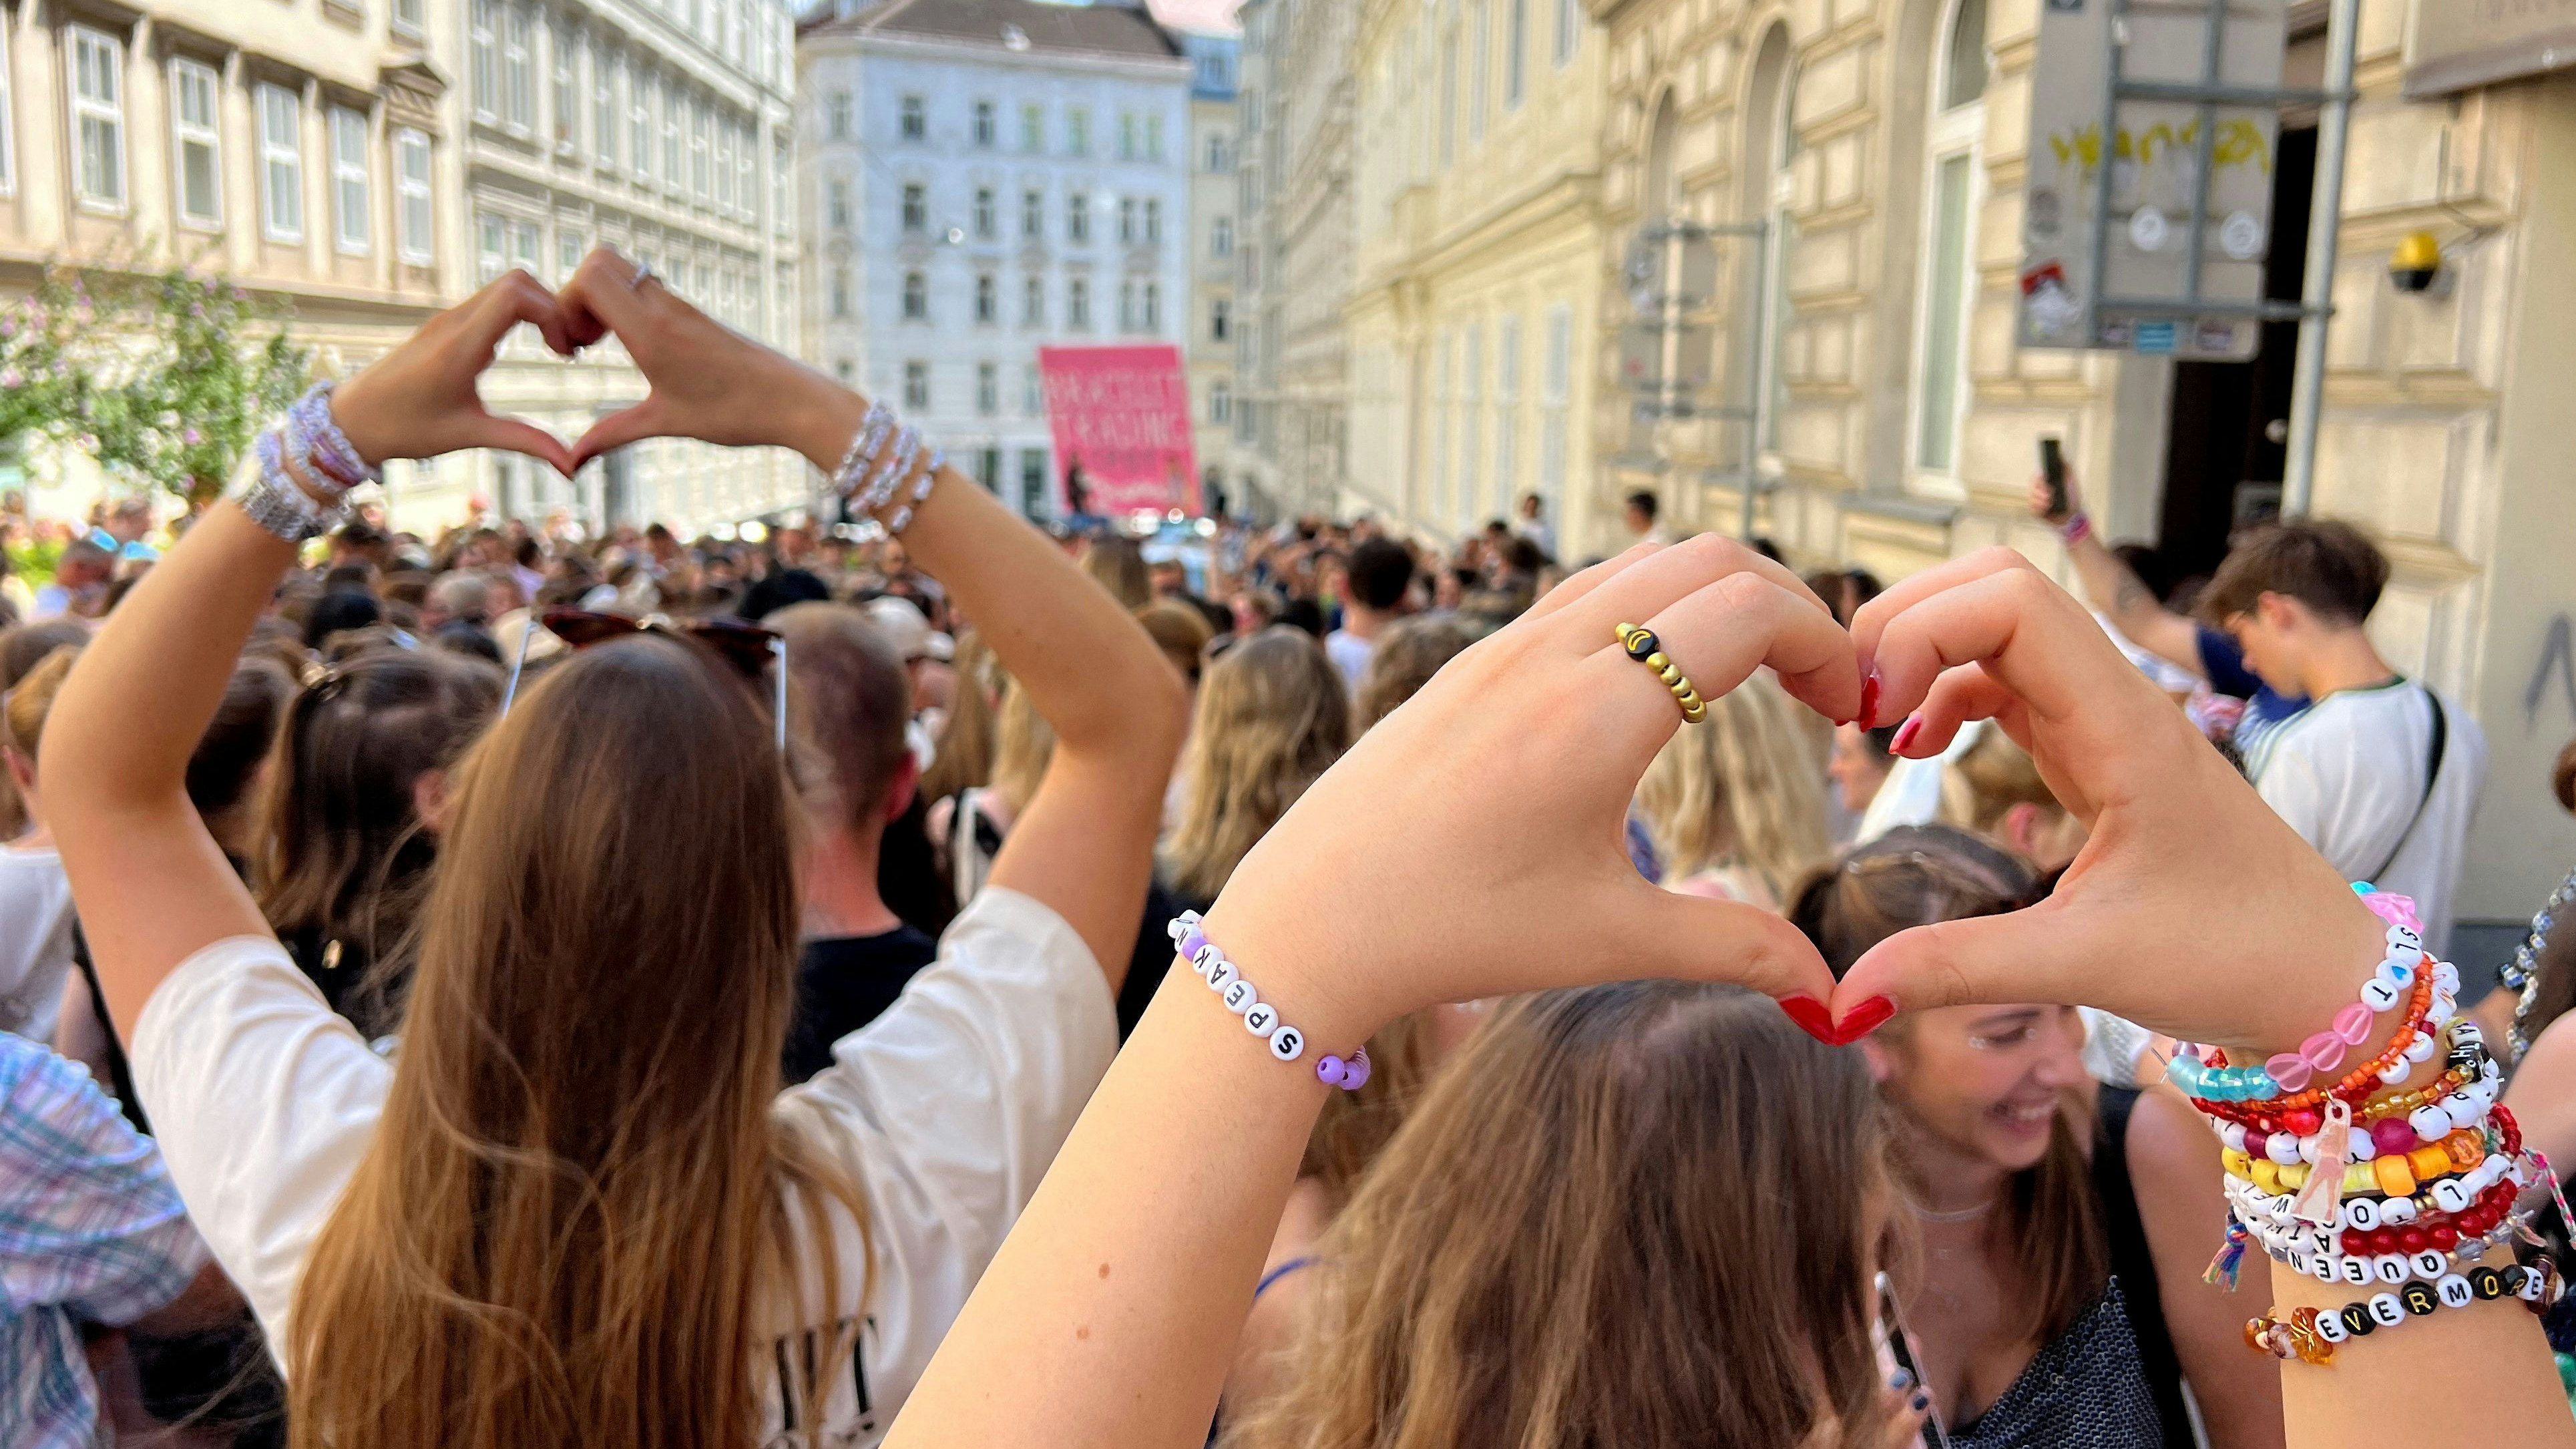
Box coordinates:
[2249,1263,2558,1366]
[1165,912,1368,1090]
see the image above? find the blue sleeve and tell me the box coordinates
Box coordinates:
[2195,624,2264,700]
[0,1037,204,1327]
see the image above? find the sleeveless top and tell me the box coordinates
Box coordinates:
[1943,1088,2195,1449]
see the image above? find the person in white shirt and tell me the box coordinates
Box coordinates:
[1513,493,1556,560]
[1321,539,1414,693]
[0,644,81,1044]
[2201,517,2488,952]
[44,261,1188,1449]
[1622,489,1672,548]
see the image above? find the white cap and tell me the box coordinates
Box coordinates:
[865,595,955,662]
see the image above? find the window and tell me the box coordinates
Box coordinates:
[1022,274,1043,325]
[828,178,850,229]
[1021,102,1043,152]
[902,183,926,232]
[394,0,426,37]
[1145,114,1163,161]
[1205,132,1230,172]
[1495,313,1521,505]
[552,25,578,150]
[503,3,533,131]
[974,187,996,240]
[69,26,125,209]
[828,88,853,140]
[170,58,222,227]
[1144,198,1161,244]
[478,212,505,282]
[1914,0,1987,478]
[1068,277,1090,329]
[1211,380,1231,425]
[1068,191,1090,244]
[1020,448,1047,514]
[1210,298,1229,342]
[975,274,997,324]
[1554,0,1578,65]
[974,100,996,147]
[899,94,925,141]
[1023,188,1044,238]
[1470,0,1490,140]
[1439,27,1457,165]
[773,135,790,224]
[513,218,540,274]
[903,270,927,321]
[558,226,581,279]
[594,48,619,167]
[737,120,755,216]
[1144,281,1161,331]
[329,106,370,253]
[1542,304,1570,510]
[903,361,929,409]
[1118,196,1136,244]
[831,262,851,318]
[1507,0,1527,106]
[630,66,652,178]
[1022,369,1043,415]
[395,128,433,262]
[1118,279,1136,332]
[1119,113,1136,160]
[1067,107,1089,156]
[257,83,302,242]
[978,362,999,415]
[661,79,681,185]
[689,98,710,198]
[714,117,734,209]
[1212,216,1233,257]
[471,0,499,120]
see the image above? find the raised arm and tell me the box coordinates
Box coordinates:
[2028,470,2203,674]
[558,248,1186,980]
[44,275,577,1032]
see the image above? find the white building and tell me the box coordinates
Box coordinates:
[1176,28,1239,514]
[403,0,806,536]
[798,0,1193,520]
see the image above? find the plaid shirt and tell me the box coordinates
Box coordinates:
[1,1032,208,1449]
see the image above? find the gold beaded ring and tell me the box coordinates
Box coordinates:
[1615,622,1708,724]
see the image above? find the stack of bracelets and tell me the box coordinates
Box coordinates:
[236,383,374,543]
[829,401,943,535]
[2172,883,2572,1366]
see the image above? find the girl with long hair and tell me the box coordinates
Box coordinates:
[1,644,85,1042]
[868,544,2571,1449]
[254,646,501,1039]
[1162,628,1351,908]
[46,260,1186,1448]
[1633,669,1832,908]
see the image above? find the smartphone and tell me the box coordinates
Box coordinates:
[2038,435,2069,519]
[1877,1271,1952,1449]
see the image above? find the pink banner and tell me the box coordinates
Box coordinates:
[1038,345,1201,516]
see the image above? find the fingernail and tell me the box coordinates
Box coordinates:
[1890,714,1923,756]
[1775,994,1839,1045]
[1857,672,1881,729]
[1912,1392,1932,1412]
[1888,1368,1914,1392]
[1833,995,1898,1044]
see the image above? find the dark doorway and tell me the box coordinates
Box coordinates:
[2156,124,2318,585]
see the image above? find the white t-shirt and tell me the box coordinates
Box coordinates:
[1323,628,1375,694]
[130,885,1116,1447]
[0,846,77,1044]
[2246,678,2487,955]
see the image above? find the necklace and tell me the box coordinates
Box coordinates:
[1912,1197,1998,1225]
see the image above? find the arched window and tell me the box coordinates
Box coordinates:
[1740,26,1797,454]
[1911,0,1986,479]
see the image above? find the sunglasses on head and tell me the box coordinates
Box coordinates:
[503,606,789,751]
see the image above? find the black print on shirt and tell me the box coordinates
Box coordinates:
[763,1313,878,1448]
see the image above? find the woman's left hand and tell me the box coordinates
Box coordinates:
[1199,536,1868,1053]
[329,270,581,474]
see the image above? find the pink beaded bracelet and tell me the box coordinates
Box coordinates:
[1167,911,1367,1090]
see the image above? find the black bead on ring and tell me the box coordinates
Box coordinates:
[1616,623,1707,724]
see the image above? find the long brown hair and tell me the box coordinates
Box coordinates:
[254,646,500,1035]
[1228,983,1892,1449]
[1789,825,2107,1348]
[1297,1010,1435,1208]
[286,636,868,1449]
[1163,628,1349,902]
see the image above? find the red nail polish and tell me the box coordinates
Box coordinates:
[1777,994,1838,1044]
[1890,714,1923,755]
[1857,674,1881,729]
[1831,996,1898,1044]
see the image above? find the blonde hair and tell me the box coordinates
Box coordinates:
[1226,984,1893,1449]
[1936,728,2061,837]
[3,644,82,761]
[286,636,869,1449]
[988,671,1057,817]
[1632,672,1829,904]
[1352,616,1470,732]
[919,631,998,807]
[1162,628,1350,902]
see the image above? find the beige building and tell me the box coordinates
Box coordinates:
[1343,0,1609,549]
[0,0,451,518]
[1584,0,2575,938]
[1182,29,1241,510]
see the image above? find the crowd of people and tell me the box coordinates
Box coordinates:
[3,255,2574,1449]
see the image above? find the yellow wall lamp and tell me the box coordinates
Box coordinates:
[2390,230,2446,294]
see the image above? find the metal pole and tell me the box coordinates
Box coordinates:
[2180,0,2227,307]
[2282,0,2358,516]
[1739,220,1769,544]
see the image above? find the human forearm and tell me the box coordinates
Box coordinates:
[2062,530,2201,670]
[2268,1256,2572,1448]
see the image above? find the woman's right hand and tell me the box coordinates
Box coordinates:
[1199,536,1868,1054]
[1829,549,2384,1058]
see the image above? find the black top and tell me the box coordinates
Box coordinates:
[783,925,942,1084]
[2088,1086,2199,1449]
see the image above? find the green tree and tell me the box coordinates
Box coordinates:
[81,269,311,507]
[0,268,96,451]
